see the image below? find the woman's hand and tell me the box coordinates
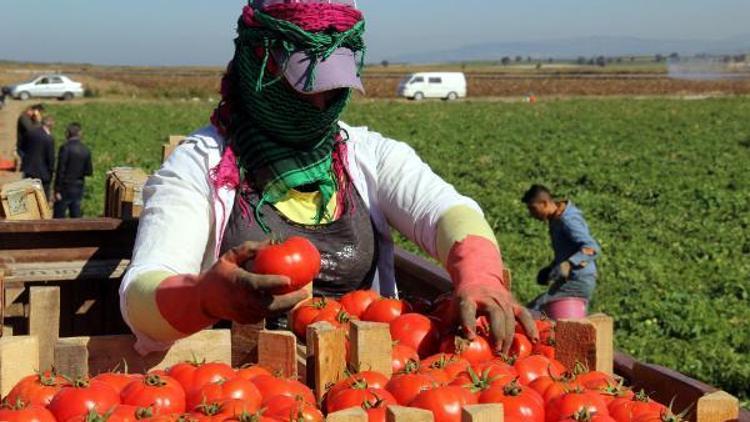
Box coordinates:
[199,240,311,324]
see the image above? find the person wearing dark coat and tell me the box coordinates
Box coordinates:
[16,104,44,160]
[20,116,55,199]
[54,122,93,218]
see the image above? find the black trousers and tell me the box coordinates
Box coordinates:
[53,183,84,218]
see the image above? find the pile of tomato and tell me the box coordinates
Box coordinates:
[0,289,683,422]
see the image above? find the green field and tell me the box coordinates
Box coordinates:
[45,97,750,404]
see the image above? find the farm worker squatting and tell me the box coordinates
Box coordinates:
[119,0,538,355]
[523,184,601,318]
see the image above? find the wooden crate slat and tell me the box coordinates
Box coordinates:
[462,404,503,422]
[0,336,39,397]
[349,321,392,377]
[696,391,739,422]
[326,408,368,422]
[386,405,434,422]
[555,314,614,373]
[307,322,347,401]
[54,329,231,378]
[28,286,60,370]
[257,330,297,379]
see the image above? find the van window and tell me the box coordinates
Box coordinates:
[37,78,49,85]
[410,77,424,84]
[428,77,442,84]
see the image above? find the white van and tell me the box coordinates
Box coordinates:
[398,72,467,100]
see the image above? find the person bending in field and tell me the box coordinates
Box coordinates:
[119,0,538,356]
[523,184,600,319]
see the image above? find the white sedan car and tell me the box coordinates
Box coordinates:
[6,75,84,101]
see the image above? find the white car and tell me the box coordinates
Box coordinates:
[6,75,84,101]
[398,72,467,100]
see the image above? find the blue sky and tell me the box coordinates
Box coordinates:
[0,0,748,66]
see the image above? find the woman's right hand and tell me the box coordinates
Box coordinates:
[198,240,311,324]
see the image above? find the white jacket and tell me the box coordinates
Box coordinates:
[120,122,482,353]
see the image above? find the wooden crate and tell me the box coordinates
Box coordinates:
[104,167,148,219]
[0,171,23,189]
[0,178,51,220]
[162,135,185,162]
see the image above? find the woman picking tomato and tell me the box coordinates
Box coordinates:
[119,0,537,356]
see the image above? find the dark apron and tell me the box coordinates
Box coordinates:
[219,188,378,328]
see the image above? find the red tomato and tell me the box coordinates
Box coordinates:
[327,371,390,402]
[251,236,321,294]
[630,410,677,422]
[510,333,533,359]
[189,398,259,422]
[361,298,412,324]
[186,376,261,411]
[167,361,235,396]
[471,360,518,381]
[608,393,666,422]
[0,401,56,422]
[545,390,610,422]
[533,339,556,360]
[590,384,635,405]
[121,374,186,416]
[47,379,121,422]
[390,314,441,358]
[557,409,616,422]
[92,373,144,395]
[439,335,493,365]
[311,307,356,330]
[409,386,478,422]
[66,405,145,422]
[340,290,380,318]
[5,369,69,407]
[419,354,471,383]
[514,355,566,385]
[479,379,545,422]
[392,343,420,374]
[575,371,617,390]
[250,375,315,405]
[529,374,582,402]
[289,297,342,339]
[235,365,272,381]
[450,365,515,395]
[326,388,396,414]
[385,373,435,405]
[263,395,324,422]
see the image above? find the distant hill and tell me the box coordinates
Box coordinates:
[393,35,750,64]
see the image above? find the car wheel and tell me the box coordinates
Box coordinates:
[62,92,74,101]
[413,92,424,101]
[18,91,30,101]
[447,92,458,101]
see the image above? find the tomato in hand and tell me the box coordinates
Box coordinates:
[47,379,121,422]
[251,236,321,294]
[5,369,69,407]
[510,333,533,359]
[362,298,412,324]
[390,313,441,358]
[340,290,380,318]
[438,335,493,365]
[120,374,186,415]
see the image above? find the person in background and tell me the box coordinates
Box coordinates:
[20,116,55,199]
[523,184,600,319]
[54,122,92,218]
[16,103,44,161]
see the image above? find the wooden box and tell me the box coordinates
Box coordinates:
[0,171,23,189]
[104,167,148,219]
[0,178,51,220]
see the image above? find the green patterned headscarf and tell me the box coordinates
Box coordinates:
[223,4,365,232]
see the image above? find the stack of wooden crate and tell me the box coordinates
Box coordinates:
[0,178,51,220]
[0,281,741,422]
[104,167,148,219]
